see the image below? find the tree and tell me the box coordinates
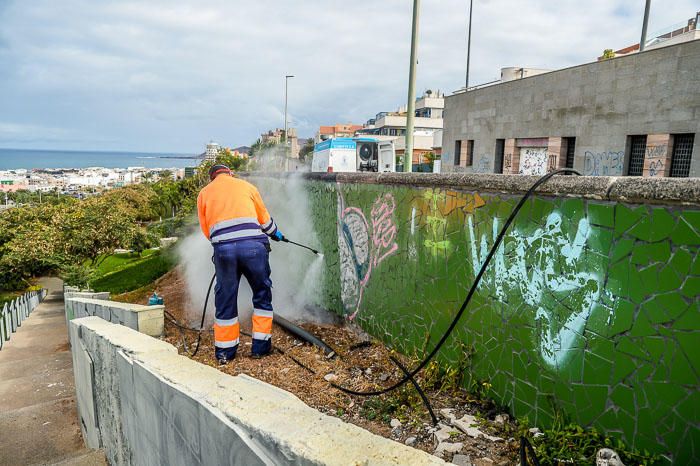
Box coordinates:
[601,49,615,60]
[299,138,315,162]
[423,151,441,171]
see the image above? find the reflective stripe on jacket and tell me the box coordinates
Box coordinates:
[197,175,278,244]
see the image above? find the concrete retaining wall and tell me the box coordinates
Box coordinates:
[65,297,163,338]
[64,291,110,331]
[69,316,446,466]
[251,172,700,464]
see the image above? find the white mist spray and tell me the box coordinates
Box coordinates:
[178,162,326,326]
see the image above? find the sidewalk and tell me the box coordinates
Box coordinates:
[0,277,105,466]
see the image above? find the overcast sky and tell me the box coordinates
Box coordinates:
[0,0,696,153]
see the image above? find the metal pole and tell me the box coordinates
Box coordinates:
[465,0,473,89]
[404,0,420,173]
[639,0,651,52]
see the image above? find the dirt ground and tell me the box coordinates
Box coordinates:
[116,267,521,465]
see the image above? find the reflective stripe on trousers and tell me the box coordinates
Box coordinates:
[214,317,240,349]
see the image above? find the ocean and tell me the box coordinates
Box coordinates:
[0,148,202,170]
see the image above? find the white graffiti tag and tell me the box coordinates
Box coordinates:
[468,212,601,369]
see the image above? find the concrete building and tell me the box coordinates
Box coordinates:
[355,90,444,165]
[315,123,364,143]
[261,128,300,158]
[442,40,700,177]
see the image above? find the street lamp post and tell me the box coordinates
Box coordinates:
[639,0,651,52]
[465,0,473,89]
[284,75,294,148]
[404,0,421,173]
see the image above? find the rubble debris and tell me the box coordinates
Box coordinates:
[596,448,626,466]
[452,415,503,442]
[434,441,463,458]
[451,454,472,466]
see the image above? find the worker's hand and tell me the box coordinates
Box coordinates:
[272,230,284,242]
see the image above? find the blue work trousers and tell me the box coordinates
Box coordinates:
[212,239,273,359]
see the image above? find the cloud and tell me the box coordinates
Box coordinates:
[0,0,696,152]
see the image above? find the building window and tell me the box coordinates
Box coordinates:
[564,137,576,170]
[494,139,505,173]
[466,140,474,166]
[670,134,694,177]
[627,135,647,176]
[454,140,462,166]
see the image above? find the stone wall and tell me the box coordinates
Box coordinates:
[252,172,700,464]
[69,316,446,466]
[442,40,700,177]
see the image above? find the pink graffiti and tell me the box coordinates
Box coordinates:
[370,193,399,267]
[339,192,399,320]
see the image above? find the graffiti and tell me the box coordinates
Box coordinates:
[649,159,665,177]
[645,144,666,159]
[519,147,548,175]
[370,193,398,266]
[547,153,558,172]
[473,155,491,173]
[417,189,485,258]
[645,145,667,177]
[338,192,398,318]
[583,150,623,176]
[467,212,601,369]
[504,153,512,171]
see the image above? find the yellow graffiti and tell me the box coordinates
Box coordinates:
[416,188,486,258]
[424,239,452,255]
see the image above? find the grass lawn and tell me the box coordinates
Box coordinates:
[91,249,158,278]
[91,249,176,294]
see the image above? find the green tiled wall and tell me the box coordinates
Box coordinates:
[257,177,699,464]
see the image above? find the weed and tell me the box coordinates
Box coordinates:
[517,415,660,466]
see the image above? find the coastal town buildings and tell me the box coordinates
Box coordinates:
[0,166,184,194]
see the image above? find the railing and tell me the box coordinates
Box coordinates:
[0,289,47,351]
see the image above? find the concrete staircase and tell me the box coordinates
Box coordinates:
[0,278,105,466]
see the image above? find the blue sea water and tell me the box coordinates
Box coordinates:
[0,148,202,170]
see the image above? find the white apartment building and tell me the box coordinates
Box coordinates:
[205,142,221,161]
[359,90,444,138]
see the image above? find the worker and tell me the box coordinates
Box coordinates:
[197,164,283,365]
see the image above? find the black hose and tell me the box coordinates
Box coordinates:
[331,169,581,396]
[520,436,541,465]
[191,273,215,357]
[274,314,337,358]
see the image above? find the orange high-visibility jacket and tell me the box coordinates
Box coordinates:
[197,175,278,243]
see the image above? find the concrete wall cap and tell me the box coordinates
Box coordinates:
[67,297,164,313]
[247,172,700,206]
[72,316,175,355]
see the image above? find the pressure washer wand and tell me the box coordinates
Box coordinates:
[281,237,322,256]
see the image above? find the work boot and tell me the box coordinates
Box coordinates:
[218,356,233,366]
[250,351,271,360]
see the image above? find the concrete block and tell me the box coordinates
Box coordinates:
[66,298,164,337]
